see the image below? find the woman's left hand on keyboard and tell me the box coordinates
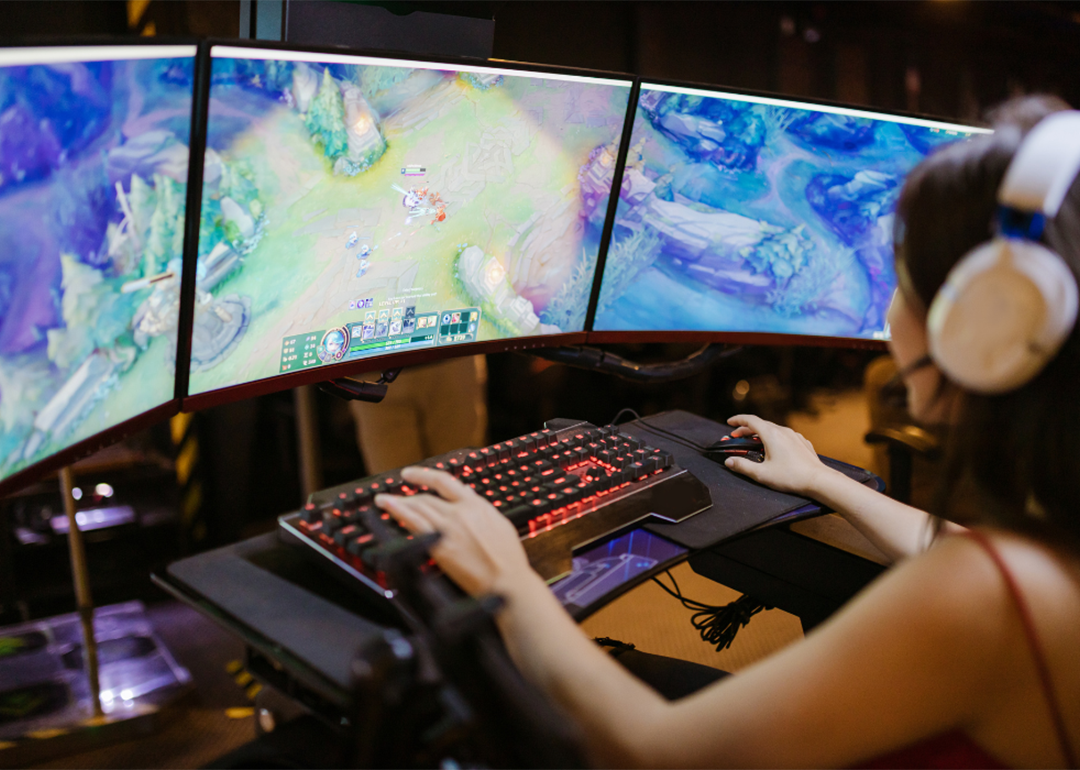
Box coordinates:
[375,466,533,598]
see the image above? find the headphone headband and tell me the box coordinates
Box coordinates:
[998,111,1080,217]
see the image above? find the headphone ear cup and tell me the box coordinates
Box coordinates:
[927,238,1079,394]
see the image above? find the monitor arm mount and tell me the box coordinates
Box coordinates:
[530,342,743,384]
[319,368,403,404]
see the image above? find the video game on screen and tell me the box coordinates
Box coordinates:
[188,48,632,395]
[592,85,986,340]
[0,47,196,483]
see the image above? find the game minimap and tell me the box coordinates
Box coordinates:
[188,48,632,394]
[0,47,196,483]
[593,85,986,340]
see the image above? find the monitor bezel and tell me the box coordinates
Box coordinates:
[0,38,201,496]
[583,75,991,352]
[180,38,636,411]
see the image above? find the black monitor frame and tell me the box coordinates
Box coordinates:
[582,76,991,353]
[180,38,638,413]
[0,38,202,498]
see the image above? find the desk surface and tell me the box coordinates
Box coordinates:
[155,411,881,712]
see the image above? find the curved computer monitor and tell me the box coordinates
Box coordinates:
[182,41,635,410]
[0,43,199,496]
[588,81,991,349]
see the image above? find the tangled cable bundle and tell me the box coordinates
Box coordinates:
[652,571,771,652]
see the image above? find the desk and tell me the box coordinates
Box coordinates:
[154,412,883,732]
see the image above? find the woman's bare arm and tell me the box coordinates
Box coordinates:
[376,468,1011,768]
[725,414,963,562]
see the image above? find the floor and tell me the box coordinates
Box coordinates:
[23,387,878,768]
[25,603,256,770]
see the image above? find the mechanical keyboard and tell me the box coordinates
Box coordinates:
[278,418,712,601]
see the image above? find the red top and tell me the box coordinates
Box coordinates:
[856,530,1076,769]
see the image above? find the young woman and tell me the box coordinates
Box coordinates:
[375,101,1080,768]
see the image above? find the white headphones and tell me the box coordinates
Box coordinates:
[926,111,1080,394]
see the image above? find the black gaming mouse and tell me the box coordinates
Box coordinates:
[704,434,765,463]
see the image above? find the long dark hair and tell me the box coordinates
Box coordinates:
[895,96,1080,549]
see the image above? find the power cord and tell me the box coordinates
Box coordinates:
[652,570,771,653]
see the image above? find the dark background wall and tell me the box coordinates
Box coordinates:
[9,1,1080,119]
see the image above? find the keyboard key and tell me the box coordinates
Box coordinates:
[545,492,567,509]
[333,524,360,547]
[560,485,584,503]
[344,505,371,525]
[346,532,374,555]
[504,504,534,529]
[581,480,603,497]
[529,497,551,516]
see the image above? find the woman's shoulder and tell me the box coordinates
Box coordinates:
[940,528,1080,617]
[833,528,1072,679]
[891,528,1080,635]
[954,528,1080,669]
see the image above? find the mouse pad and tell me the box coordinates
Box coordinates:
[622,410,878,550]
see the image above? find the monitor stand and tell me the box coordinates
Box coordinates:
[241,0,495,58]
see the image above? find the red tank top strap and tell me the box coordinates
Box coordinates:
[961,529,1078,769]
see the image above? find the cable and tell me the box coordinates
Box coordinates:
[608,407,642,425]
[634,417,715,452]
[652,570,771,653]
[592,636,636,652]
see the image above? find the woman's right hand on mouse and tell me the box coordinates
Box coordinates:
[725,414,836,496]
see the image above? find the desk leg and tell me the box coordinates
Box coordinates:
[688,526,886,633]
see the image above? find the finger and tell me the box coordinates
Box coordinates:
[375,493,444,533]
[381,503,436,534]
[729,426,756,437]
[727,414,774,438]
[723,455,762,480]
[401,466,472,502]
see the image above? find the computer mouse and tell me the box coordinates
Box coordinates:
[704,434,765,463]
